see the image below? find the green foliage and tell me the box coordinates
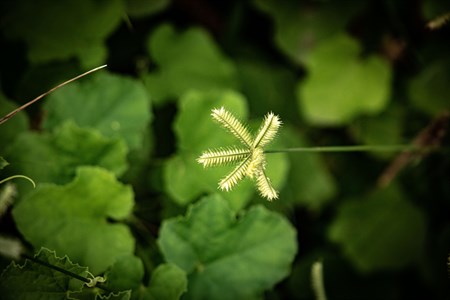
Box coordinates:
[279,127,337,210]
[0,94,29,150]
[43,72,151,150]
[198,107,282,200]
[0,157,8,170]
[12,167,135,274]
[253,0,367,65]
[142,264,187,300]
[297,34,392,125]
[165,90,288,210]
[158,194,297,299]
[5,121,128,185]
[0,248,88,300]
[1,0,449,299]
[350,104,404,159]
[125,0,171,18]
[329,185,427,272]
[408,59,450,116]
[2,0,123,67]
[144,24,238,105]
[104,255,144,293]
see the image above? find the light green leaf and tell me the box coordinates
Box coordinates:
[175,90,248,153]
[328,185,427,272]
[297,34,392,125]
[408,59,450,116]
[12,167,135,274]
[44,72,151,150]
[0,248,88,300]
[5,121,127,185]
[0,93,29,150]
[144,24,238,105]
[142,263,187,300]
[104,255,144,293]
[2,0,123,67]
[158,194,298,300]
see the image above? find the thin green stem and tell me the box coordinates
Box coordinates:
[311,261,327,300]
[22,254,112,292]
[265,144,419,154]
[0,175,36,188]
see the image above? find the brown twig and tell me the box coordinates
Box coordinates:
[0,65,107,126]
[377,111,449,187]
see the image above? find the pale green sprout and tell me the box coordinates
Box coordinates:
[197,107,281,200]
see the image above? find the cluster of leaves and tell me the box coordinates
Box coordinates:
[0,0,449,299]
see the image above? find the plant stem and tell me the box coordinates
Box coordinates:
[265,144,418,154]
[0,175,36,188]
[0,65,107,126]
[22,254,112,292]
[311,261,327,300]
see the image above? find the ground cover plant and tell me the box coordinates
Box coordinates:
[0,0,449,299]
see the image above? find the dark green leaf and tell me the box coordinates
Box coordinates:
[408,59,450,116]
[0,157,8,170]
[158,194,297,300]
[125,0,170,18]
[2,0,123,67]
[253,0,367,65]
[278,126,337,211]
[329,185,427,272]
[0,94,29,151]
[144,24,238,105]
[104,255,144,293]
[0,248,88,300]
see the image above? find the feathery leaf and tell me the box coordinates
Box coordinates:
[197,147,250,168]
[246,147,265,178]
[253,112,281,148]
[198,107,282,200]
[256,169,278,201]
[211,107,253,147]
[219,156,252,191]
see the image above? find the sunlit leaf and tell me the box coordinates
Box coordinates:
[43,72,151,150]
[297,34,392,125]
[5,121,127,186]
[12,167,135,274]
